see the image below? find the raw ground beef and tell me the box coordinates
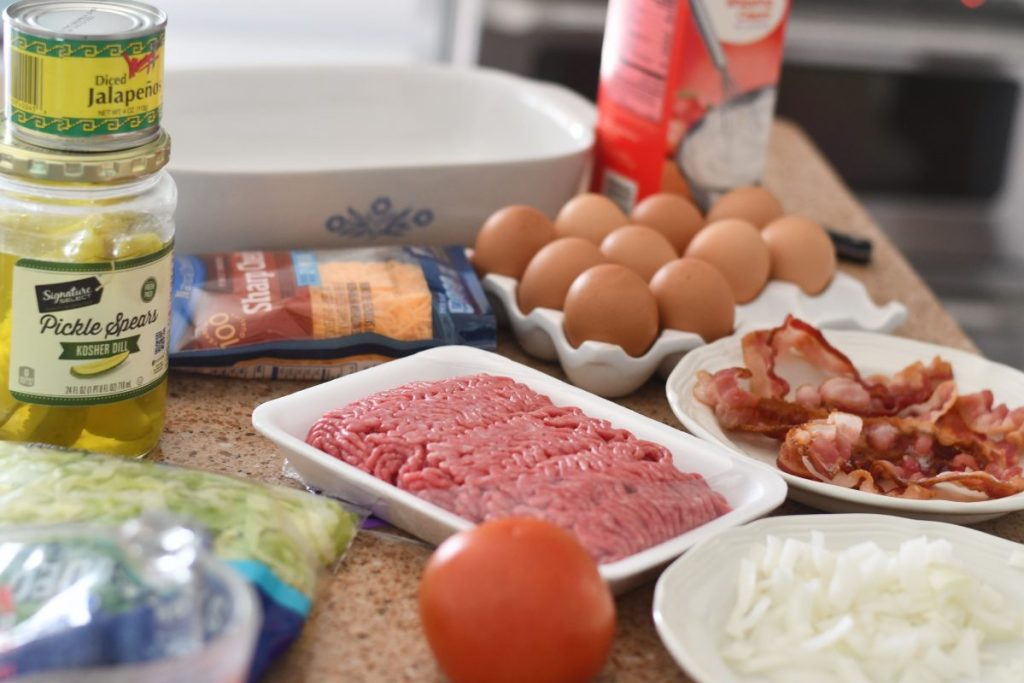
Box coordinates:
[306,373,730,563]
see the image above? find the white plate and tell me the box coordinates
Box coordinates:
[653,514,1024,683]
[252,346,787,594]
[484,271,906,398]
[164,64,594,253]
[667,329,1024,523]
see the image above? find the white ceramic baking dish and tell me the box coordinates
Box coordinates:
[252,346,787,594]
[163,64,594,254]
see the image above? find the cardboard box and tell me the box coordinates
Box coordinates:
[593,0,792,209]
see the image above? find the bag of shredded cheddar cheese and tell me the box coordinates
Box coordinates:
[169,246,495,379]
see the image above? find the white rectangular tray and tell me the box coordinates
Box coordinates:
[252,346,787,594]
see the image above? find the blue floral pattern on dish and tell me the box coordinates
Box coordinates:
[325,196,435,239]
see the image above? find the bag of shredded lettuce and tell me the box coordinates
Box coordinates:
[0,514,260,683]
[0,442,361,681]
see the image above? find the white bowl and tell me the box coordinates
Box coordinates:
[252,346,787,594]
[654,514,1024,683]
[667,329,1024,524]
[163,64,594,254]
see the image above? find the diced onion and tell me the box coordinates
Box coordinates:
[1009,549,1024,569]
[720,535,1024,683]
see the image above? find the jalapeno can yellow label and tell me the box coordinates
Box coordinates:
[7,28,163,139]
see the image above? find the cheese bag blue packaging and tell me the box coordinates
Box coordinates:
[168,246,496,379]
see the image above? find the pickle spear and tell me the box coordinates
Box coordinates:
[70,351,131,378]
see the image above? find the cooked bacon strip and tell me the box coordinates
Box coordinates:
[731,316,953,418]
[696,352,950,442]
[741,317,860,399]
[954,390,1024,443]
[931,405,1022,477]
[866,357,955,414]
[828,468,881,493]
[695,317,1024,501]
[769,316,862,379]
[695,369,825,438]
[778,410,1024,500]
[860,414,1013,477]
[819,377,875,414]
[896,380,957,422]
[741,329,790,398]
[794,384,822,408]
[778,413,862,480]
[913,471,1024,499]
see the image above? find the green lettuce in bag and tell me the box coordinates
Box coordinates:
[0,442,360,680]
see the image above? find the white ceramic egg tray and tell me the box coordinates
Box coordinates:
[483,272,907,397]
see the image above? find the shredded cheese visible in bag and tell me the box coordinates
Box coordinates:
[309,259,433,340]
[169,246,495,380]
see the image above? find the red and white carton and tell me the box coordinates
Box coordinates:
[592,0,792,210]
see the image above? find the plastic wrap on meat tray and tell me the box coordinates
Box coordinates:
[304,373,731,563]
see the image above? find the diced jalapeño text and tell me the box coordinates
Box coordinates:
[88,77,161,108]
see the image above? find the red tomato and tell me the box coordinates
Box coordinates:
[419,517,616,683]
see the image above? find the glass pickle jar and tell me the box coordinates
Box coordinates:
[0,125,175,456]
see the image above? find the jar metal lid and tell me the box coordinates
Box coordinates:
[3,0,166,40]
[0,119,170,182]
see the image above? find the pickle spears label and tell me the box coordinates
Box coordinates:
[8,245,171,406]
[8,29,164,138]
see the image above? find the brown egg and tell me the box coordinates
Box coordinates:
[706,186,784,228]
[684,219,770,303]
[472,205,555,278]
[554,193,629,244]
[630,193,704,253]
[517,237,606,314]
[563,264,660,357]
[762,215,837,295]
[599,225,678,282]
[661,159,691,199]
[650,258,735,342]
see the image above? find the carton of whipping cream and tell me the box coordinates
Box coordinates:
[592,0,792,209]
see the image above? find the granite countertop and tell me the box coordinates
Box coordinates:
[153,120,1019,683]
